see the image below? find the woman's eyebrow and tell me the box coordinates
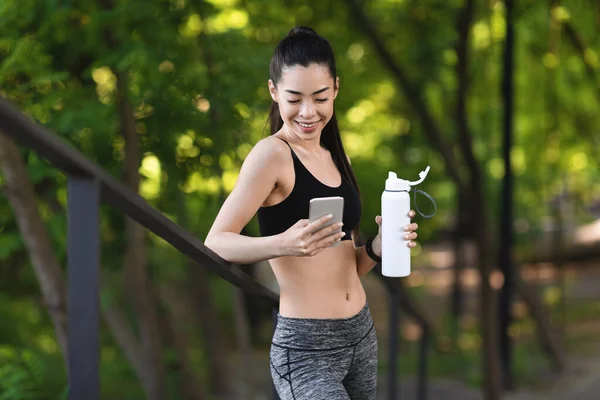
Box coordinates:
[284,87,330,95]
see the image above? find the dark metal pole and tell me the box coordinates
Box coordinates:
[388,288,399,400]
[67,177,100,400]
[417,327,429,400]
[552,189,566,340]
[499,0,516,390]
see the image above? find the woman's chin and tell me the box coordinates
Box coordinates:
[293,125,323,140]
[297,131,321,140]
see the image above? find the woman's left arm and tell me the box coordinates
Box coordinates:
[354,211,419,277]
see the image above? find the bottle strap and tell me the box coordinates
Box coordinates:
[413,188,437,219]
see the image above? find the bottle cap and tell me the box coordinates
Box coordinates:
[385,166,430,192]
[385,172,411,191]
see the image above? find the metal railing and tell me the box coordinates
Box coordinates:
[0,96,429,400]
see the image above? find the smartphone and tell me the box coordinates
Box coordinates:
[309,196,345,247]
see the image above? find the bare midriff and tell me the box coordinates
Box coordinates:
[270,240,367,319]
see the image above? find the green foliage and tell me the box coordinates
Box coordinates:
[0,346,67,400]
[0,347,46,400]
[0,233,22,261]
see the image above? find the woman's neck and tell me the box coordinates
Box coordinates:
[278,127,324,157]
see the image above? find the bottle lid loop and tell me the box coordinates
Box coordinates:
[413,188,437,219]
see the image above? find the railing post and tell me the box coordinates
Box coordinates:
[67,177,100,400]
[417,326,428,400]
[272,307,280,400]
[388,289,399,400]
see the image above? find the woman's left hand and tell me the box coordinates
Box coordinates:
[372,210,419,256]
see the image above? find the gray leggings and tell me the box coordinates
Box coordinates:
[270,301,378,400]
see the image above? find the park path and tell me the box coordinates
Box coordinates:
[225,347,600,399]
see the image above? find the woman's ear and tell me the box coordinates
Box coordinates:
[268,79,278,102]
[333,76,340,99]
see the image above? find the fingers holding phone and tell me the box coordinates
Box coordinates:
[306,215,345,248]
[309,196,344,247]
[279,216,344,257]
[277,197,346,257]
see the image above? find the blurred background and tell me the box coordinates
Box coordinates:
[1,0,599,399]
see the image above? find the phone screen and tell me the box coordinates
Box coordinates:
[309,196,344,246]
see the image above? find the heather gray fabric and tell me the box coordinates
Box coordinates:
[270,301,378,400]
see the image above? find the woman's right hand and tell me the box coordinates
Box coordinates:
[278,214,346,257]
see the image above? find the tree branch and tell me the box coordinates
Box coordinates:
[563,22,600,103]
[563,23,596,82]
[346,0,468,193]
[0,133,69,362]
[552,3,600,166]
[94,0,166,397]
[455,0,481,191]
[102,295,147,376]
[116,70,167,400]
[158,283,208,400]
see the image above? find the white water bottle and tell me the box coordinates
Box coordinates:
[381,166,431,277]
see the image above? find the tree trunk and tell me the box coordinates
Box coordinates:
[116,71,166,400]
[381,273,433,331]
[226,223,253,398]
[451,194,467,344]
[188,265,231,396]
[160,283,207,400]
[192,13,255,392]
[516,277,566,372]
[93,1,167,396]
[499,0,516,389]
[102,296,147,378]
[474,218,502,400]
[175,192,230,396]
[233,287,253,398]
[456,1,502,396]
[0,133,69,363]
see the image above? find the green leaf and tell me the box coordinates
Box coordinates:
[0,233,23,260]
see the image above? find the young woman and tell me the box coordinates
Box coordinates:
[205,26,419,400]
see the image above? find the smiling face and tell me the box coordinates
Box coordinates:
[268,63,339,142]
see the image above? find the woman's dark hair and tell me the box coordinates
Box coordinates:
[268,26,361,239]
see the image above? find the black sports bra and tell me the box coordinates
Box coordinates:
[257,138,361,241]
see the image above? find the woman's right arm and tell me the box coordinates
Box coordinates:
[204,138,283,264]
[205,138,344,264]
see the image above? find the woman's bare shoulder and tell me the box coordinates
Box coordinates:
[245,135,290,168]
